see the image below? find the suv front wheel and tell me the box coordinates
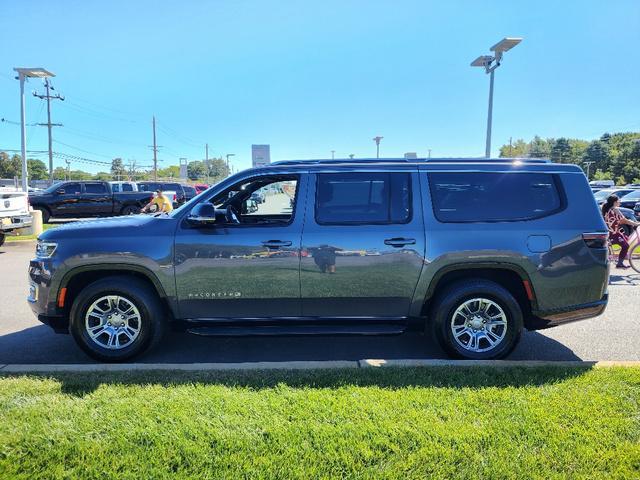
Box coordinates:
[69,276,166,362]
[431,279,523,360]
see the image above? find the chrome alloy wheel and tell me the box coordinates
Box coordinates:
[450,298,508,353]
[84,295,141,350]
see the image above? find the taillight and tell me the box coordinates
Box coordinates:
[582,232,608,249]
[173,194,177,201]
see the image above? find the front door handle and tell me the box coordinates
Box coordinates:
[384,237,416,247]
[261,240,293,249]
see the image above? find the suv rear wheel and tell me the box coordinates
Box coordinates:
[431,279,523,360]
[69,276,166,362]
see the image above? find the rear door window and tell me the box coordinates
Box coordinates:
[429,172,563,222]
[315,172,411,224]
[84,183,107,194]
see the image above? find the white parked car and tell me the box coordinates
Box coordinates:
[0,188,32,246]
[109,181,139,192]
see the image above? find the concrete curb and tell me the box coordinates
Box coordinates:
[358,359,640,368]
[0,360,359,373]
[1,359,639,373]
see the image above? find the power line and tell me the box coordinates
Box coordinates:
[52,140,113,158]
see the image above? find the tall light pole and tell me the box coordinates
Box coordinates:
[14,68,55,192]
[471,37,522,158]
[331,150,335,160]
[373,136,383,158]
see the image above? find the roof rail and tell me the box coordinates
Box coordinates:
[270,157,551,166]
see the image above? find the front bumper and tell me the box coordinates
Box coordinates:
[527,294,608,330]
[1,214,32,232]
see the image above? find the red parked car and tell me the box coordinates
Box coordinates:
[194,184,209,194]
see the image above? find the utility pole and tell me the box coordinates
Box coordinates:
[33,78,64,186]
[65,159,71,180]
[205,144,209,185]
[373,136,383,158]
[331,150,335,160]
[151,115,159,180]
[509,137,513,156]
[583,161,595,180]
[428,149,432,159]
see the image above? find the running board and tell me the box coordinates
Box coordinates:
[187,324,406,337]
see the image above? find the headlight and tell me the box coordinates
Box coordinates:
[36,240,57,258]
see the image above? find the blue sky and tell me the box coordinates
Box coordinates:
[0,0,638,173]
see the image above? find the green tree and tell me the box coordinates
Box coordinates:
[52,167,67,180]
[68,170,93,180]
[187,160,206,180]
[27,159,48,180]
[110,158,126,180]
[0,152,21,178]
[528,136,552,158]
[550,138,572,164]
[593,169,612,180]
[157,165,180,179]
[94,171,111,181]
[498,139,528,157]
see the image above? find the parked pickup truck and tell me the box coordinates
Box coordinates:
[29,181,153,223]
[0,187,32,246]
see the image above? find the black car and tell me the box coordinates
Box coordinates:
[182,184,197,202]
[29,181,153,223]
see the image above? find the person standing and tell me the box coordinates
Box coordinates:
[602,195,639,268]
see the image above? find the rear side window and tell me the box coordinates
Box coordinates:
[429,172,562,222]
[316,172,411,225]
[138,183,160,192]
[121,183,134,192]
[85,183,107,194]
[163,183,182,191]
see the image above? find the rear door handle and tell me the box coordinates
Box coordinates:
[384,237,416,247]
[261,240,293,249]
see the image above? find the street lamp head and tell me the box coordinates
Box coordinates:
[490,37,522,53]
[13,67,55,78]
[470,55,493,67]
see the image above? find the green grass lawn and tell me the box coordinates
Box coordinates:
[5,223,56,242]
[1,366,639,479]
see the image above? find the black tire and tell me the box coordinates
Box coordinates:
[34,207,50,224]
[69,276,166,362]
[0,232,5,247]
[430,279,523,360]
[121,205,141,215]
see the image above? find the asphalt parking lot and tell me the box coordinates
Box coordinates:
[1,240,639,364]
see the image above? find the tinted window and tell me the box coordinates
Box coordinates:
[316,173,411,224]
[138,183,160,192]
[163,183,182,191]
[85,183,107,194]
[61,183,81,194]
[429,172,562,222]
[122,183,134,192]
[183,186,196,195]
[620,190,640,201]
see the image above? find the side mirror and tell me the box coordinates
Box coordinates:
[56,189,65,195]
[187,203,218,226]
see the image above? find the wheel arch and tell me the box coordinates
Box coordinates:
[420,263,537,325]
[58,264,175,319]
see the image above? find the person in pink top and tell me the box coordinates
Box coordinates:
[602,194,640,268]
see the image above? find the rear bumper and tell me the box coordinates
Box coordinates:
[1,214,32,231]
[527,294,608,330]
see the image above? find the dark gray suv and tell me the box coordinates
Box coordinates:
[28,158,609,361]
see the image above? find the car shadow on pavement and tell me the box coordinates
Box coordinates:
[609,273,640,286]
[0,324,582,365]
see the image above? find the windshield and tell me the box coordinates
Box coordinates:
[42,182,64,194]
[594,189,615,201]
[620,190,640,201]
